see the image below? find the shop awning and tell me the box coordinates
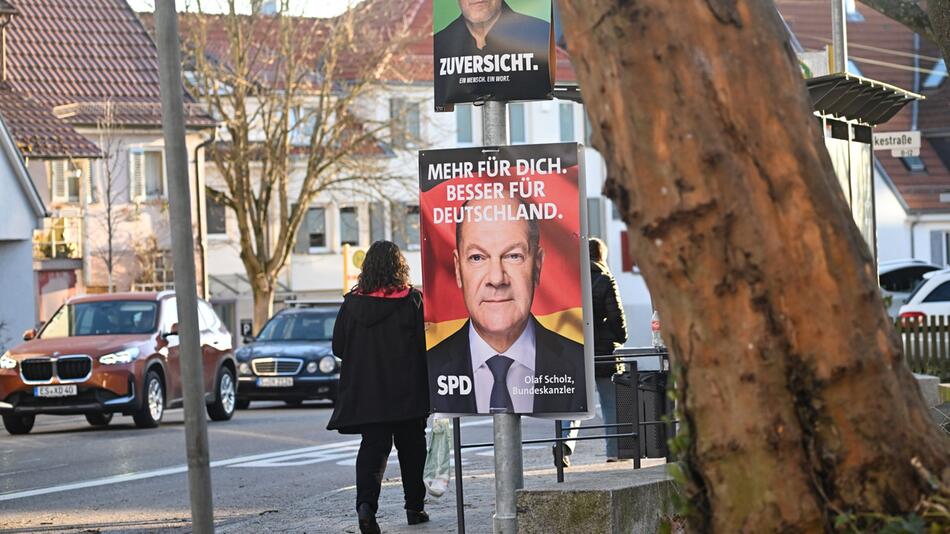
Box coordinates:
[806,73,921,126]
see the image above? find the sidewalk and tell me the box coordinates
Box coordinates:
[218,443,667,533]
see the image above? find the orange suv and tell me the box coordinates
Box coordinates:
[0,291,237,435]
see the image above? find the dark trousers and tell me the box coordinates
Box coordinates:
[356,417,427,514]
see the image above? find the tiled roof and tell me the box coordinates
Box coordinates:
[3,0,211,128]
[778,1,950,214]
[0,83,99,158]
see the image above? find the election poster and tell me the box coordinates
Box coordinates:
[419,143,593,417]
[433,0,555,111]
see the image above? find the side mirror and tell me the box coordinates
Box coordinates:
[163,323,179,339]
[22,328,36,341]
[242,335,255,344]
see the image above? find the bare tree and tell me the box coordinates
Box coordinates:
[860,1,950,63]
[181,0,422,327]
[89,100,132,292]
[559,0,949,531]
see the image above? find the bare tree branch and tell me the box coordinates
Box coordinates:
[859,0,935,42]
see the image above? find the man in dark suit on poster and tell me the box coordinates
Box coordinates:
[433,0,553,108]
[427,196,586,414]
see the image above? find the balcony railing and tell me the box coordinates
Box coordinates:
[33,217,83,260]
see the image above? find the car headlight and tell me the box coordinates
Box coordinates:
[306,361,318,374]
[239,362,252,375]
[99,348,139,365]
[0,352,16,370]
[318,356,336,374]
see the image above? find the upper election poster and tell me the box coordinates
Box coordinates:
[433,0,555,111]
[419,143,591,416]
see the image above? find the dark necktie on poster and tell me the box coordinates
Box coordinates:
[487,355,514,413]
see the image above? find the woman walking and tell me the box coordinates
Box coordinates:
[327,241,431,533]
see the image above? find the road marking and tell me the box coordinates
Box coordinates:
[0,418,495,502]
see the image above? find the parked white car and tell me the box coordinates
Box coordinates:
[880,259,940,318]
[897,268,950,321]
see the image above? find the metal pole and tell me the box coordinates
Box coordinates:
[453,417,466,534]
[831,0,848,72]
[554,420,564,483]
[482,99,523,534]
[154,2,214,533]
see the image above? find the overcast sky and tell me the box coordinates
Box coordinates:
[126,0,360,17]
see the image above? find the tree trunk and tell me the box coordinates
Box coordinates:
[559,0,949,531]
[251,279,275,335]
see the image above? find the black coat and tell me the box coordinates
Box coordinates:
[427,317,586,414]
[326,289,430,434]
[591,262,628,377]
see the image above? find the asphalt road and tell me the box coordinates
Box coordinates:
[0,402,565,533]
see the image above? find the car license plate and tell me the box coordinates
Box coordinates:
[258,377,293,388]
[35,385,77,397]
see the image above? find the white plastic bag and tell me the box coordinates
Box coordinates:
[423,417,452,498]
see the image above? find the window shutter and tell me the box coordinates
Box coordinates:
[293,203,309,254]
[931,230,946,266]
[51,160,67,203]
[129,149,145,202]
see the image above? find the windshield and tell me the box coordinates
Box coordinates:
[256,311,336,342]
[40,301,159,339]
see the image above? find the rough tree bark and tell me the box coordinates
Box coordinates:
[559,0,949,531]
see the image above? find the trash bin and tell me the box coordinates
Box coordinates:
[613,363,639,460]
[638,372,669,458]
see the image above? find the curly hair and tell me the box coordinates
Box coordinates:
[355,240,411,294]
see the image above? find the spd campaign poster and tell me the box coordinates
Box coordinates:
[419,143,592,417]
[433,0,555,111]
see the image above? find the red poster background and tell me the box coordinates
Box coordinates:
[419,155,581,335]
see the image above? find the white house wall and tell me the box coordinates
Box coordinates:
[875,170,912,262]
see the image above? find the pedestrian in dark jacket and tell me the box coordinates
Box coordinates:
[556,237,628,466]
[326,241,430,534]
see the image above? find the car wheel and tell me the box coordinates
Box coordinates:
[133,370,165,429]
[85,412,113,427]
[207,366,236,421]
[285,399,303,407]
[236,398,251,410]
[2,414,35,435]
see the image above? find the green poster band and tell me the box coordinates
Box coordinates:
[433,0,552,34]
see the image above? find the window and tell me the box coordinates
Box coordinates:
[390,98,421,148]
[206,191,227,235]
[369,202,386,243]
[456,104,473,144]
[509,103,526,143]
[134,249,175,291]
[923,281,950,303]
[924,59,947,89]
[38,301,159,338]
[307,207,327,251]
[901,156,926,173]
[405,204,420,248]
[129,148,165,201]
[391,202,420,249]
[291,106,316,145]
[50,160,80,203]
[559,103,575,142]
[339,206,360,247]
